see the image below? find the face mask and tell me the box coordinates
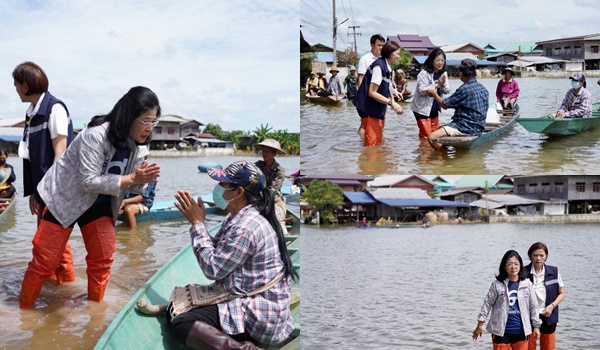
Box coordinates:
[571,81,580,89]
[0,160,5,166]
[212,184,235,210]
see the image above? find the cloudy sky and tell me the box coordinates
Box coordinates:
[301,0,600,54]
[0,0,299,132]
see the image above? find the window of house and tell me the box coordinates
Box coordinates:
[528,184,537,193]
[564,47,571,55]
[576,182,585,192]
[154,127,162,134]
[554,47,561,55]
[592,46,599,54]
[167,127,175,135]
[546,48,552,56]
[593,182,600,192]
[541,183,550,193]
[555,182,564,193]
[517,184,525,194]
[574,46,582,54]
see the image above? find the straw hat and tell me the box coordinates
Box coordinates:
[329,66,339,73]
[254,138,287,155]
[502,67,515,76]
[0,167,11,187]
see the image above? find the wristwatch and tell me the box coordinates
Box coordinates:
[387,99,393,106]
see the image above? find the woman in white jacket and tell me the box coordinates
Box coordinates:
[19,86,161,308]
[409,48,451,139]
[473,250,541,349]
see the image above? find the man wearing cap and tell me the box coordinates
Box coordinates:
[556,72,592,118]
[254,138,286,199]
[168,160,298,349]
[426,58,489,150]
[496,67,520,110]
[305,71,320,96]
[344,65,358,100]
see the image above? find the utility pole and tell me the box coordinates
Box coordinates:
[332,0,337,66]
[348,25,361,53]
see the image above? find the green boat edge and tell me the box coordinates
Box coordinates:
[516,101,600,136]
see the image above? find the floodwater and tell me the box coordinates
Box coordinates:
[301,77,600,175]
[0,155,299,349]
[302,223,600,349]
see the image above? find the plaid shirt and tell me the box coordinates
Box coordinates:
[560,87,592,118]
[443,78,489,136]
[190,205,293,345]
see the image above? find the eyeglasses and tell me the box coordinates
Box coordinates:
[136,119,159,129]
[505,262,520,267]
[434,59,445,63]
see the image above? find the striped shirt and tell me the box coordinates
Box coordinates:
[190,205,293,345]
[443,78,489,136]
[560,87,592,118]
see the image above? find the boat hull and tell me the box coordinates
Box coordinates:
[304,93,345,105]
[0,194,16,224]
[516,102,600,136]
[96,211,301,350]
[432,105,519,150]
[117,195,221,223]
[197,163,222,172]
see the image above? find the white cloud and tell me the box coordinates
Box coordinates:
[0,0,299,132]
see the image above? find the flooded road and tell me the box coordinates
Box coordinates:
[301,77,600,175]
[302,223,600,349]
[0,155,299,349]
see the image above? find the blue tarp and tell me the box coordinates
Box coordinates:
[0,135,22,142]
[344,191,377,204]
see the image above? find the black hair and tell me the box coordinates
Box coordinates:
[370,34,385,45]
[0,150,8,157]
[423,48,447,74]
[12,61,49,96]
[88,86,160,151]
[496,250,527,282]
[242,186,298,282]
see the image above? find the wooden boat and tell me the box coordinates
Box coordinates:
[117,195,222,224]
[432,104,520,150]
[358,224,420,229]
[516,102,600,136]
[197,162,222,172]
[0,194,16,224]
[96,211,301,350]
[304,92,345,105]
[281,185,300,203]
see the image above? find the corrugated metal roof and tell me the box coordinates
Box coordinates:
[454,175,506,189]
[343,191,377,204]
[379,198,469,207]
[368,187,430,200]
[0,118,23,127]
[368,174,436,187]
[0,127,24,142]
[413,56,504,66]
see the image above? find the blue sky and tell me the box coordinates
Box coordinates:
[0,0,299,132]
[301,0,600,54]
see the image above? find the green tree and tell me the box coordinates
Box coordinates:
[300,52,317,88]
[391,47,412,72]
[253,123,273,143]
[302,180,344,224]
[203,123,224,140]
[337,48,359,68]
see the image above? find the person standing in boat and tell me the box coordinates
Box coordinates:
[426,59,489,150]
[320,66,343,97]
[525,242,565,350]
[254,138,286,199]
[496,67,520,110]
[356,34,386,139]
[353,40,405,147]
[13,61,76,283]
[168,160,298,349]
[305,71,320,96]
[473,250,541,349]
[555,72,592,118]
[410,48,451,139]
[0,150,16,198]
[344,65,358,100]
[19,86,161,308]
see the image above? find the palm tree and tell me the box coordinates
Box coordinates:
[252,123,273,143]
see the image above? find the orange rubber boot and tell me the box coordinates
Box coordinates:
[540,332,556,350]
[54,241,76,283]
[20,219,73,308]
[80,216,116,302]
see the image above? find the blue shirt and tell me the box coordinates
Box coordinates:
[443,78,489,136]
[505,280,524,334]
[431,72,442,113]
[95,149,130,204]
[124,182,156,209]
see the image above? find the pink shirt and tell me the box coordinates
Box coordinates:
[496,79,520,101]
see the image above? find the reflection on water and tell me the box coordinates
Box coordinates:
[0,156,299,349]
[301,77,600,175]
[302,223,599,349]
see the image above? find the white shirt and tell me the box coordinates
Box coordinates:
[370,61,392,87]
[357,51,378,76]
[530,265,564,314]
[19,92,69,160]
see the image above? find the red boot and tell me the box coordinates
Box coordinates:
[80,216,116,302]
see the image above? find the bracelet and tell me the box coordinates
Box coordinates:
[552,302,557,308]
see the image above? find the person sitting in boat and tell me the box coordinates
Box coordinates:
[393,69,412,102]
[167,160,298,349]
[318,66,343,97]
[305,71,320,96]
[316,72,328,94]
[254,138,286,199]
[120,181,157,229]
[344,65,358,100]
[426,59,489,150]
[496,67,519,110]
[555,72,592,118]
[0,150,16,198]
